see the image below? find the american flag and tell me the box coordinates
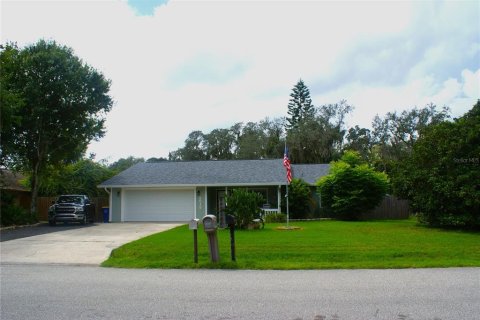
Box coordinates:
[283,146,292,184]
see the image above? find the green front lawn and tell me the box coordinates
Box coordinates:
[101,219,480,269]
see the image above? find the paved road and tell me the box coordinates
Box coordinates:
[1,264,479,320]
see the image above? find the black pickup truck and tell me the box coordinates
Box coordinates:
[48,195,95,226]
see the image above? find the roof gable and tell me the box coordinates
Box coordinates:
[99,159,329,187]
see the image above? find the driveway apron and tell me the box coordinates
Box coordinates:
[0,223,181,266]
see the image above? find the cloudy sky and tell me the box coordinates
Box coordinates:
[2,0,479,163]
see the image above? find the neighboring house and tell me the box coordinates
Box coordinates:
[0,169,31,211]
[98,159,329,222]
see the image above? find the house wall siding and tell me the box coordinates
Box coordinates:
[111,188,122,222]
[195,187,207,218]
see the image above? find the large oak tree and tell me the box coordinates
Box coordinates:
[0,40,113,215]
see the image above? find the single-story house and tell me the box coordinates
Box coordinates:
[98,159,329,222]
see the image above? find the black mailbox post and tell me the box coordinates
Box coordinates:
[226,214,236,262]
[189,219,199,263]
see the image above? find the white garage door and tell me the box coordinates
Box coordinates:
[123,189,194,222]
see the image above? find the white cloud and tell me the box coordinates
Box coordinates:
[1,0,479,162]
[462,69,480,98]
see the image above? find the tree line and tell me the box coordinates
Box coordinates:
[170,79,451,174]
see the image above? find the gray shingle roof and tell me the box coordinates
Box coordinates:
[98,159,330,187]
[292,164,331,185]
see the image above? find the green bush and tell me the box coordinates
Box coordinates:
[1,192,36,226]
[317,151,390,220]
[288,178,313,219]
[1,205,36,226]
[264,212,287,223]
[225,188,264,229]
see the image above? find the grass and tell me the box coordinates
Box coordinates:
[101,218,480,269]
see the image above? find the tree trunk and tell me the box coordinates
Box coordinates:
[30,160,40,217]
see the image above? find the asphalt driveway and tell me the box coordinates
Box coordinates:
[0,222,181,265]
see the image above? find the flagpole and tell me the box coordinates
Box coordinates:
[284,140,290,229]
[286,182,289,229]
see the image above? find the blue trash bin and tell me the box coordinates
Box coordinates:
[102,207,109,223]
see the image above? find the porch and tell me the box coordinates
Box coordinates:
[204,185,283,218]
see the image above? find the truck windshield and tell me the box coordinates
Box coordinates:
[57,196,83,204]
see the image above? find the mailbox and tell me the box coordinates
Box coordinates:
[202,214,220,263]
[189,218,199,230]
[226,214,235,228]
[202,215,217,233]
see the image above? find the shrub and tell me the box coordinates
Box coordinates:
[225,188,264,229]
[317,151,390,220]
[288,178,312,219]
[1,192,36,226]
[264,212,287,223]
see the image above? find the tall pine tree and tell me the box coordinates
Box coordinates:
[286,79,315,129]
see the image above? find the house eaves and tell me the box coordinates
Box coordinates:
[99,182,285,189]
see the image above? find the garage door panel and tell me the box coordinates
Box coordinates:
[124,189,193,222]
